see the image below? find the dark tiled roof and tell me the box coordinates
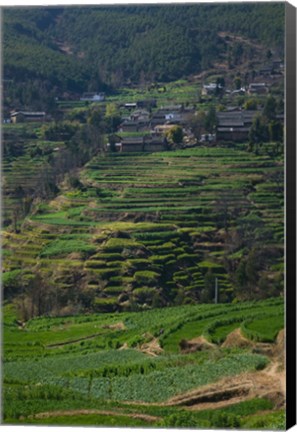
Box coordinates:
[217,127,250,132]
[217,110,259,127]
[122,137,144,145]
[11,111,46,116]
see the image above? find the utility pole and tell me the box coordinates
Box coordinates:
[214,277,219,304]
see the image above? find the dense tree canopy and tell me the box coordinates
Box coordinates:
[3,3,285,101]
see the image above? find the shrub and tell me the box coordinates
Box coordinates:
[159,412,210,428]
[93,297,118,312]
[103,238,141,252]
[210,412,241,428]
[134,271,160,286]
[133,287,157,304]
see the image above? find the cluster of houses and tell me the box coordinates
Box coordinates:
[201,59,283,98]
[202,81,270,97]
[7,73,283,153]
[119,103,194,134]
[107,102,201,152]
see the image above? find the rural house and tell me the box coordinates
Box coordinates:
[153,124,179,135]
[10,111,47,123]
[80,92,105,101]
[150,112,166,128]
[216,110,259,142]
[130,109,150,122]
[120,137,144,152]
[159,104,183,113]
[144,137,168,152]
[165,112,182,123]
[118,136,168,153]
[136,99,157,109]
[201,83,223,96]
[124,102,137,110]
[119,119,150,132]
[248,83,269,95]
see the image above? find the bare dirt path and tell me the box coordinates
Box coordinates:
[29,409,159,422]
[138,336,163,356]
[46,332,105,348]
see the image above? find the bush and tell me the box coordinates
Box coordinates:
[103,238,141,252]
[210,412,241,428]
[134,271,160,286]
[158,412,210,428]
[93,297,118,312]
[133,287,157,304]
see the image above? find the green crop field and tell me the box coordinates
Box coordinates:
[3,298,284,428]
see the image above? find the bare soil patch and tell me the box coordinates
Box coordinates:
[138,337,163,357]
[180,336,216,353]
[222,328,253,349]
[29,409,159,422]
[46,332,104,348]
[103,321,126,331]
[119,342,129,350]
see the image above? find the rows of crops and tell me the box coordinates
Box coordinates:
[3,298,284,426]
[3,146,284,312]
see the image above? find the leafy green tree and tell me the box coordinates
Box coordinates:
[248,115,269,153]
[166,125,183,145]
[108,134,119,152]
[232,42,244,65]
[205,106,217,133]
[263,96,277,120]
[266,49,272,60]
[104,103,121,133]
[234,76,242,90]
[201,268,215,303]
[244,98,258,110]
[41,121,80,141]
[189,111,207,139]
[268,120,283,142]
[87,106,105,129]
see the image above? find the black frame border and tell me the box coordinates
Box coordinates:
[286,1,296,430]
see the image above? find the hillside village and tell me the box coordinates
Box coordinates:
[2,46,284,311]
[1,4,287,429]
[5,52,284,151]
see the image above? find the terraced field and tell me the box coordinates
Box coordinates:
[3,146,284,312]
[2,143,285,428]
[3,298,285,428]
[2,123,65,226]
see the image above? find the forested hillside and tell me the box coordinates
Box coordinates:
[3,3,284,104]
